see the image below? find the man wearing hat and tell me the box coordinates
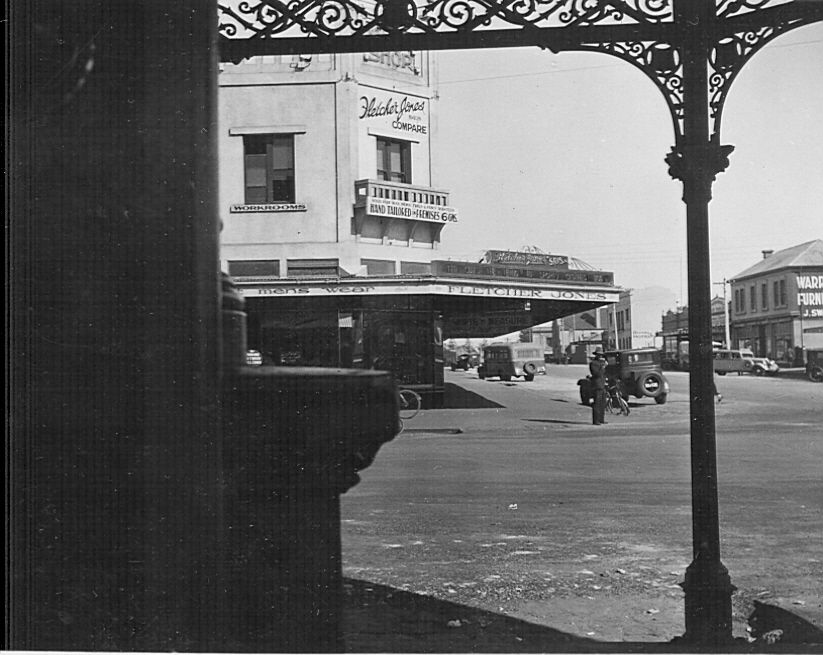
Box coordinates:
[589,349,607,425]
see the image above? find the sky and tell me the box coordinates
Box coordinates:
[433,23,823,307]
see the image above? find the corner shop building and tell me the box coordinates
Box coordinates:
[219,52,617,405]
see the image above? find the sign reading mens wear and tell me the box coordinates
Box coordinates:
[359,87,429,139]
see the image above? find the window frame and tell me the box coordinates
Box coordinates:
[376,136,412,183]
[242,133,296,204]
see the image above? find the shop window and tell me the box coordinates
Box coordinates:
[244,134,295,203]
[761,283,768,310]
[400,261,431,275]
[361,259,396,275]
[228,259,280,277]
[287,258,339,277]
[376,136,411,183]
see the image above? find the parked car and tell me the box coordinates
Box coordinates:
[748,355,780,376]
[713,349,750,375]
[449,353,472,371]
[478,342,545,381]
[806,349,823,382]
[445,346,479,371]
[578,348,670,405]
[713,348,779,376]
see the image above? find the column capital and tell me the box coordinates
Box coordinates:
[665,142,735,202]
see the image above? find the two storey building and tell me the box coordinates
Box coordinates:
[218,52,618,405]
[730,240,823,364]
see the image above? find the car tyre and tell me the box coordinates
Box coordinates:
[809,366,823,383]
[753,366,764,376]
[478,366,486,380]
[524,374,534,382]
[637,371,664,397]
[717,371,726,376]
[654,393,668,405]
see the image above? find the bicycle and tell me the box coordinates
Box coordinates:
[605,380,630,416]
[398,387,422,433]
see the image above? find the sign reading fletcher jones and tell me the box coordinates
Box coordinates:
[366,197,458,223]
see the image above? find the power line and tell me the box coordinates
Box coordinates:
[438,38,822,86]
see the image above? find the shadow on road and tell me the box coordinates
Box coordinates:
[522,418,591,426]
[343,579,823,653]
[748,600,823,645]
[343,577,604,653]
[443,382,504,409]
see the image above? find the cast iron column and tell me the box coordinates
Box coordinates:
[668,2,735,645]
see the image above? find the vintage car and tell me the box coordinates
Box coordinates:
[806,349,823,382]
[713,349,780,376]
[578,348,670,405]
[748,355,780,376]
[478,342,545,381]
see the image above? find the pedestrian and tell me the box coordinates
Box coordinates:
[713,375,722,403]
[589,349,607,425]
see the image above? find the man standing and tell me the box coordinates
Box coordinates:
[589,349,607,425]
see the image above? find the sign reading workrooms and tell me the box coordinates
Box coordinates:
[366,196,458,223]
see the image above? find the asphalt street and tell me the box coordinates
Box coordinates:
[341,365,822,647]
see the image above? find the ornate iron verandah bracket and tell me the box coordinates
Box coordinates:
[219,0,821,144]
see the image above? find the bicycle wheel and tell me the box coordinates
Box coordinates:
[398,389,422,420]
[605,396,616,414]
[618,396,630,416]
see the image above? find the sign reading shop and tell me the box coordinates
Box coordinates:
[359,87,429,138]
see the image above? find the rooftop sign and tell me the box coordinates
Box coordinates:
[483,250,569,268]
[433,260,612,285]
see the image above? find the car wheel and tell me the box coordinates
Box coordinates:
[717,371,726,376]
[809,366,823,383]
[478,367,486,380]
[654,393,668,405]
[523,362,537,377]
[753,366,764,376]
[524,374,534,382]
[637,371,665,397]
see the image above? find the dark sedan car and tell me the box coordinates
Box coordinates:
[579,348,670,405]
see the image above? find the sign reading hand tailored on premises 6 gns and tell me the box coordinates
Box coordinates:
[365,196,458,223]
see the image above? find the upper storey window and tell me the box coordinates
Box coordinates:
[244,134,295,204]
[376,136,411,184]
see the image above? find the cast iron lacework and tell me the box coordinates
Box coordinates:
[218,0,675,40]
[708,16,813,140]
[578,39,685,142]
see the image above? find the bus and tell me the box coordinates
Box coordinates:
[478,342,545,381]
